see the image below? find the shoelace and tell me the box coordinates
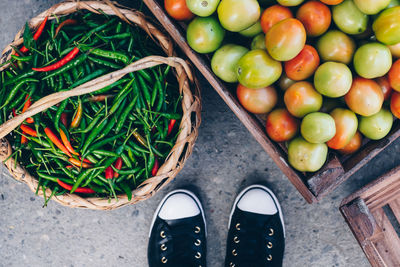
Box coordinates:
[230,218,273,266]
[160,220,203,266]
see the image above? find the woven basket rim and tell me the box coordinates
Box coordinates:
[0,0,201,210]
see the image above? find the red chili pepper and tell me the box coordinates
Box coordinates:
[60,129,79,156]
[113,157,123,178]
[105,166,114,179]
[21,135,28,144]
[167,119,176,136]
[55,19,77,38]
[19,17,48,54]
[68,158,92,169]
[79,157,92,164]
[32,47,79,72]
[66,165,73,169]
[20,124,37,137]
[22,94,34,124]
[60,112,68,127]
[12,108,16,117]
[151,158,159,176]
[44,127,72,157]
[57,179,95,194]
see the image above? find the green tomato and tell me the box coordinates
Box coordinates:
[353,43,392,79]
[186,16,225,54]
[314,62,353,98]
[373,7,400,45]
[211,44,249,83]
[251,34,266,50]
[359,109,393,140]
[354,0,391,15]
[332,0,368,35]
[301,112,336,144]
[277,0,304,6]
[186,0,220,17]
[217,0,260,32]
[388,0,400,8]
[239,21,263,37]
[236,49,282,89]
[288,137,328,172]
[317,30,356,64]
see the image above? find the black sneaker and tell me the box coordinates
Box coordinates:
[225,185,285,267]
[148,189,207,267]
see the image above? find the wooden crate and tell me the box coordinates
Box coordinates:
[340,166,400,266]
[143,0,400,203]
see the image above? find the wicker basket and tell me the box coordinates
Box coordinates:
[0,0,201,210]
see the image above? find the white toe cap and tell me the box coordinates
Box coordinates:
[237,188,278,215]
[158,193,201,220]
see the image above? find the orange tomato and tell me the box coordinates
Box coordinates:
[390,91,400,118]
[284,45,320,81]
[326,108,358,150]
[344,77,384,116]
[260,5,293,34]
[320,0,344,5]
[266,109,299,142]
[164,0,194,20]
[296,1,331,37]
[237,84,278,114]
[375,76,393,101]
[337,131,362,154]
[388,42,400,58]
[389,59,400,92]
[284,81,323,118]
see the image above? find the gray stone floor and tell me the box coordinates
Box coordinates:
[1,1,400,266]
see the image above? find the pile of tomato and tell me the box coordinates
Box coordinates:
[164,0,400,173]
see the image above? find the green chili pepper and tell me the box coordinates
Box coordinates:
[1,78,39,109]
[80,117,109,155]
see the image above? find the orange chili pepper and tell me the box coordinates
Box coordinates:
[21,95,34,124]
[68,157,92,169]
[60,129,79,156]
[44,127,72,157]
[21,135,28,144]
[54,19,77,38]
[70,100,82,128]
[20,124,37,137]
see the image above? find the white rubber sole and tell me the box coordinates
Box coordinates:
[148,189,207,237]
[228,184,285,238]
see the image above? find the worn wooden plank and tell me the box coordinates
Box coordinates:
[370,208,400,266]
[388,199,400,223]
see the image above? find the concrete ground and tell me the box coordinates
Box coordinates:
[1,1,400,266]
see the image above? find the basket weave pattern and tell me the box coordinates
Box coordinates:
[0,1,201,210]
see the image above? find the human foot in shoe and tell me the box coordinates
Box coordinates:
[148,189,207,267]
[225,185,285,267]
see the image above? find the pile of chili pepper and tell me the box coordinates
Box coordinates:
[0,12,182,205]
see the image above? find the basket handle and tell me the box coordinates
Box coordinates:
[0,55,192,139]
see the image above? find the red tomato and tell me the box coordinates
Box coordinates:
[390,91,400,118]
[320,0,344,5]
[338,131,362,154]
[389,59,400,92]
[260,5,293,34]
[296,1,331,37]
[376,76,393,101]
[266,109,299,142]
[164,0,194,21]
[237,84,278,114]
[284,45,320,81]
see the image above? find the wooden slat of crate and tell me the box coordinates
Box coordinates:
[340,166,400,267]
[143,0,400,203]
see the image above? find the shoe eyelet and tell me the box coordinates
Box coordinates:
[232,249,237,256]
[195,226,201,234]
[235,223,241,231]
[230,263,236,267]
[161,244,167,251]
[160,231,166,239]
[267,242,273,249]
[267,254,273,261]
[161,257,168,263]
[268,228,274,236]
[195,239,201,246]
[233,236,240,244]
[195,252,202,259]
